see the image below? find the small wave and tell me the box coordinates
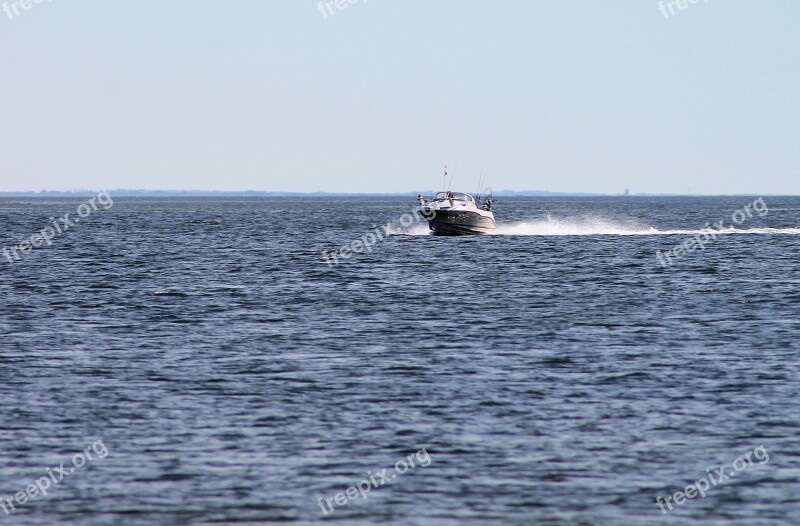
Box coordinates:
[153,290,188,297]
[184,219,222,225]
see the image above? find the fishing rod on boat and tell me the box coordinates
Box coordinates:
[476,165,485,201]
[476,166,492,210]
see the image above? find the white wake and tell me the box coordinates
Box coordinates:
[493,216,800,236]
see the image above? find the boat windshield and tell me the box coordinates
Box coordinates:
[433,192,475,204]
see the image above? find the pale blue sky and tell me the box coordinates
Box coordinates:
[1,0,798,194]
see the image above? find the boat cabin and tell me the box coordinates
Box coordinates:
[433,192,476,205]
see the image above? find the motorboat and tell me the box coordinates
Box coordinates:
[417,191,496,236]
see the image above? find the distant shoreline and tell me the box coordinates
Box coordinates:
[0,190,603,198]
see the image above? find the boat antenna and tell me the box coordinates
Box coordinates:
[447,162,457,191]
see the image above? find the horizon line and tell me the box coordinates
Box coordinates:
[0,189,795,198]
